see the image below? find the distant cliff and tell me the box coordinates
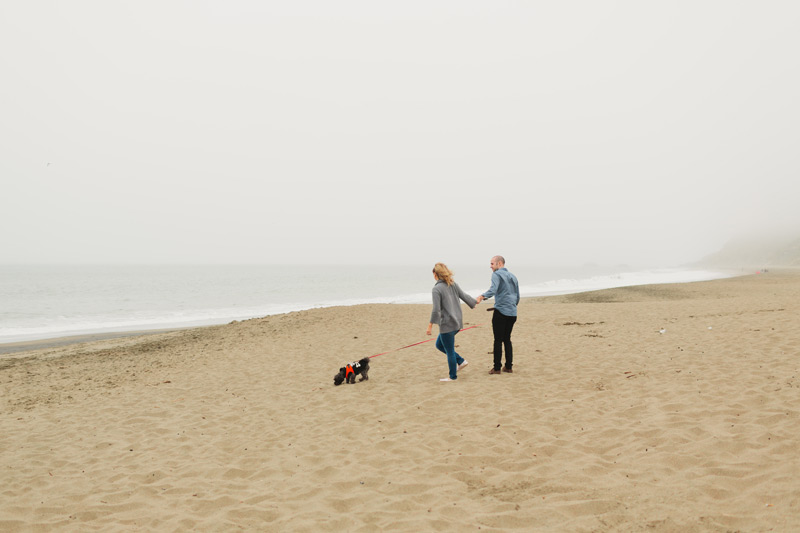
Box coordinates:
[697,234,800,268]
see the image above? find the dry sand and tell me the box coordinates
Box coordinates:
[1,271,799,532]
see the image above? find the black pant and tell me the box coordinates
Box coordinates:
[492,310,517,370]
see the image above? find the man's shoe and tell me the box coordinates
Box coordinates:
[502,367,513,373]
[458,360,469,370]
[488,369,502,375]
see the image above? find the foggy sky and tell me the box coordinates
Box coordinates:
[2,1,799,267]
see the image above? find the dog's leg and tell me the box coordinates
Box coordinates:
[359,370,368,382]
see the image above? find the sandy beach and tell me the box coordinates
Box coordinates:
[2,271,799,532]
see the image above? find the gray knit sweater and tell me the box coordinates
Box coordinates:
[430,280,477,334]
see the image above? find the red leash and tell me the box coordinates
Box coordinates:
[368,324,482,359]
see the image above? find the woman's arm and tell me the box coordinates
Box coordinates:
[429,286,442,332]
[456,283,478,309]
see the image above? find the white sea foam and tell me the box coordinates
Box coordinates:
[516,268,734,297]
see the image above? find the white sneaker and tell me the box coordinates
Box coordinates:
[439,377,454,382]
[458,361,469,370]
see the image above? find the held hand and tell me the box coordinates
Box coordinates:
[476,295,484,304]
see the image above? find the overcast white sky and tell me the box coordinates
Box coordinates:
[2,1,799,267]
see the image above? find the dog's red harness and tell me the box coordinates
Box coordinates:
[345,364,354,380]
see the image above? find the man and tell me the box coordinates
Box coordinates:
[476,255,520,374]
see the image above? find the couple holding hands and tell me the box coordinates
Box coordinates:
[426,256,520,382]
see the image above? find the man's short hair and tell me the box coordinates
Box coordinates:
[493,255,506,265]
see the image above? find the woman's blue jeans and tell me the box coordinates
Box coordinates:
[436,330,464,380]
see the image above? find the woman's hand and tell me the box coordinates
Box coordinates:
[426,323,433,336]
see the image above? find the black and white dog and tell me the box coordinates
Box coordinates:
[334,357,370,386]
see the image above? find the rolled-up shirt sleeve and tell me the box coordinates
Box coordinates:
[482,272,500,299]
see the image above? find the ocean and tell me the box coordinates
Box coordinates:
[0,264,734,344]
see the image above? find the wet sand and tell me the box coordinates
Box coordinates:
[0,329,187,356]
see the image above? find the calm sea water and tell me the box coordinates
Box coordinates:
[0,264,733,343]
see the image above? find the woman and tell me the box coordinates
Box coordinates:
[427,263,477,381]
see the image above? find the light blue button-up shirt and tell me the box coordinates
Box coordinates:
[482,267,520,317]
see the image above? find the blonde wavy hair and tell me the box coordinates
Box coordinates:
[432,262,455,286]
